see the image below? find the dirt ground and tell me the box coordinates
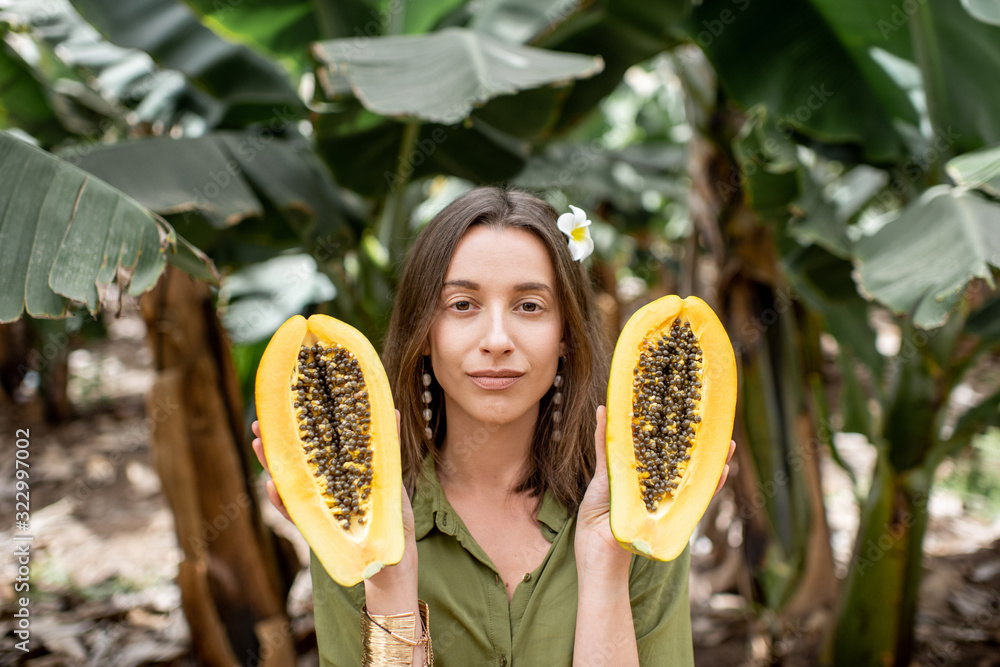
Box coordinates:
[1,310,999,666]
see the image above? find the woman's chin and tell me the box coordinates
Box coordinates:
[459,400,539,430]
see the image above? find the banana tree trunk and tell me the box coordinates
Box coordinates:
[687,103,836,643]
[141,267,300,667]
[0,321,27,402]
[827,455,930,666]
[0,319,73,422]
[723,273,837,614]
[826,319,950,666]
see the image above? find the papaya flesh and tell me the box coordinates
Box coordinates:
[607,295,736,561]
[255,314,403,586]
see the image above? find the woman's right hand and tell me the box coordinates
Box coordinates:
[363,410,419,613]
[254,412,422,658]
[251,414,419,597]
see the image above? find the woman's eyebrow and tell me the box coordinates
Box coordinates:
[443,279,551,294]
[442,279,479,290]
[514,282,552,294]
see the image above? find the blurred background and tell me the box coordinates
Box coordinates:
[1,0,999,665]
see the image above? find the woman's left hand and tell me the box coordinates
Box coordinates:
[715,438,736,495]
[575,407,737,579]
[575,405,631,579]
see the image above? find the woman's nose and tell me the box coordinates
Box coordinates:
[480,310,514,356]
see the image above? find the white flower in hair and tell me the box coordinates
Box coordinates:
[557,204,594,262]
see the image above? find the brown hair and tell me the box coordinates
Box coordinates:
[381,186,610,512]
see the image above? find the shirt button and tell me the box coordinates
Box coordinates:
[522,573,531,582]
[500,657,507,667]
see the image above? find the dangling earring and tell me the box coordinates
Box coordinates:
[552,357,565,443]
[421,356,433,441]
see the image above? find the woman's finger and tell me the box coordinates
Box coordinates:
[251,419,292,522]
[713,441,736,496]
[251,435,271,476]
[266,479,291,522]
[593,405,608,480]
[714,464,730,496]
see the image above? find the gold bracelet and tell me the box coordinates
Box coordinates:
[361,600,433,666]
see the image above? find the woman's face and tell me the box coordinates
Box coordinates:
[427,225,564,431]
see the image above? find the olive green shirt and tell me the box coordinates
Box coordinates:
[311,456,694,666]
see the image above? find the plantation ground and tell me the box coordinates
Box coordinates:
[1,307,998,666]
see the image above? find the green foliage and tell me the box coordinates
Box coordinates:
[685,0,918,162]
[220,254,336,344]
[946,142,1000,197]
[0,27,69,146]
[312,27,604,124]
[0,132,214,322]
[64,131,360,241]
[534,0,692,128]
[854,186,1000,329]
[69,0,305,126]
[938,427,1000,519]
[906,0,1000,155]
[180,0,320,77]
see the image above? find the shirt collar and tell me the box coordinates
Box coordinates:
[411,455,570,542]
[535,487,570,538]
[412,455,441,540]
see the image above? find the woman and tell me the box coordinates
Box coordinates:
[252,187,733,666]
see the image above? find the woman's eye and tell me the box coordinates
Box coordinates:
[521,302,539,313]
[454,301,471,311]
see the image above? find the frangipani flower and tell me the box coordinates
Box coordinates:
[557,205,594,262]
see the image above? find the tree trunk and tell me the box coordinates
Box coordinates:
[825,309,958,665]
[684,80,837,656]
[141,266,300,666]
[0,321,28,402]
[0,319,73,421]
[826,455,930,666]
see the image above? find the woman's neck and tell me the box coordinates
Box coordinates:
[436,403,537,495]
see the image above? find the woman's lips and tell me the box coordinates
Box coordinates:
[468,374,522,390]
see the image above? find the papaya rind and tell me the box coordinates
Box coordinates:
[606,295,737,561]
[255,314,404,586]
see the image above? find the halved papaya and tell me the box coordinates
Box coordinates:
[606,295,736,561]
[255,314,403,586]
